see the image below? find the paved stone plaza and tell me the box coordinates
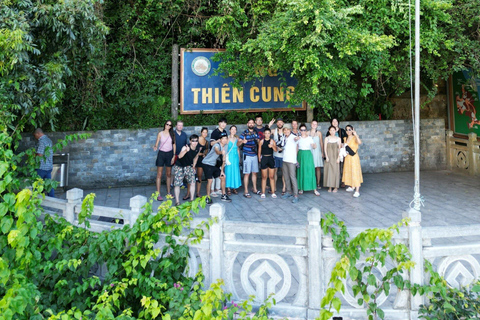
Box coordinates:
[55,170,480,228]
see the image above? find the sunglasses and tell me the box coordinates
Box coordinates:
[166,123,172,126]
[191,140,198,142]
[347,129,353,131]
[300,129,306,131]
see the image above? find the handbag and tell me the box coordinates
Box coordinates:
[345,145,356,156]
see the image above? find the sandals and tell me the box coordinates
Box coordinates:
[227,189,232,196]
[232,189,238,195]
[175,202,180,206]
[183,194,190,201]
[260,193,266,199]
[254,190,262,195]
[157,195,164,201]
[281,190,286,196]
[314,190,320,196]
[244,193,252,198]
[271,193,277,199]
[298,190,304,195]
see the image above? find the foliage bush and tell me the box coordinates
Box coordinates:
[0,126,278,319]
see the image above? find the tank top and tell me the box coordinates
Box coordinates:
[261,138,274,156]
[159,132,173,152]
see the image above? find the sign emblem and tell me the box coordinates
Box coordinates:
[191,56,211,76]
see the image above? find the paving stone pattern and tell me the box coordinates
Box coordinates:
[55,170,480,229]
[19,119,445,188]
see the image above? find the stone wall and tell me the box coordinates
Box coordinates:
[19,119,446,188]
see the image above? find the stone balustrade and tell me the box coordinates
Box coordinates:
[446,130,480,175]
[41,190,480,320]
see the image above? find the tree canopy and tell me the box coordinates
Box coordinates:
[206,0,480,119]
[1,0,479,130]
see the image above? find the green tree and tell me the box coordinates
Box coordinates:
[205,0,480,120]
[0,0,107,135]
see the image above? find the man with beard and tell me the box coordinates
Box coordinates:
[238,118,260,197]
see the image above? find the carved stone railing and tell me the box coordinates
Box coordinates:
[446,130,480,175]
[41,191,480,320]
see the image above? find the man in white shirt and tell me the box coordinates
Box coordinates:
[280,124,300,203]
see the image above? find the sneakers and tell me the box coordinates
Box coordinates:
[206,197,213,205]
[221,194,232,202]
[156,195,163,201]
[281,193,292,199]
[353,192,360,198]
[291,196,299,204]
[210,191,220,197]
[346,187,354,192]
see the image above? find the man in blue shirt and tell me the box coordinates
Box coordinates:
[238,119,260,197]
[174,121,188,156]
[34,128,54,197]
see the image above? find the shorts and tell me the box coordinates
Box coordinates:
[156,150,174,167]
[204,164,221,180]
[260,156,275,170]
[173,165,196,186]
[274,156,283,168]
[196,156,204,168]
[243,155,259,174]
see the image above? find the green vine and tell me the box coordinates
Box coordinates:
[320,213,414,320]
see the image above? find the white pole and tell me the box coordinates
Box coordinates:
[413,0,421,211]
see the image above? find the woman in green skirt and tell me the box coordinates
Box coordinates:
[297,124,320,196]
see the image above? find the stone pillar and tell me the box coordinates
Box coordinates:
[66,188,83,223]
[445,130,453,170]
[307,207,322,318]
[171,44,179,120]
[468,132,477,175]
[403,208,424,315]
[129,195,147,226]
[209,203,225,284]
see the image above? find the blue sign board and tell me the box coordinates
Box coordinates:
[180,48,305,114]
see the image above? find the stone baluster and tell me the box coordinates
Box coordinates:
[129,195,147,226]
[209,203,225,285]
[65,188,83,224]
[307,207,322,318]
[468,132,477,175]
[403,208,424,313]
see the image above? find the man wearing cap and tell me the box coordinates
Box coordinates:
[272,118,286,195]
[238,118,260,197]
[202,131,232,204]
[281,124,300,203]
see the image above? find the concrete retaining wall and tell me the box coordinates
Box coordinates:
[19,119,446,188]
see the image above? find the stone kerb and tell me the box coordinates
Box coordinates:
[18,119,446,188]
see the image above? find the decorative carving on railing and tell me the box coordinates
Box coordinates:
[40,192,480,319]
[241,254,291,303]
[446,130,480,175]
[438,255,480,289]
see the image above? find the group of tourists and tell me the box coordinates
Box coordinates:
[153,116,363,206]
